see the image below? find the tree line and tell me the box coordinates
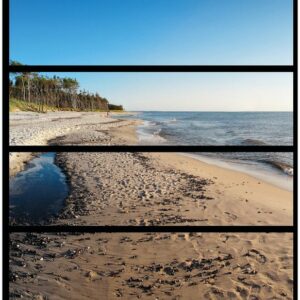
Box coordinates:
[9,61,124,112]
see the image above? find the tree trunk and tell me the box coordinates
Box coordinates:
[28,77,31,103]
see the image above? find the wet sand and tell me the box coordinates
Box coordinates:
[51,123,292,226]
[51,150,292,226]
[9,232,293,299]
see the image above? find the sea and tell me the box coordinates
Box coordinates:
[116,111,293,191]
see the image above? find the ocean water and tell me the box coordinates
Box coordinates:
[117,112,293,190]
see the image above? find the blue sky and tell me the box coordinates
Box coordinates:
[10,0,293,65]
[30,73,292,111]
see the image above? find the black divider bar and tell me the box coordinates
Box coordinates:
[9,226,294,233]
[8,145,294,153]
[8,65,295,73]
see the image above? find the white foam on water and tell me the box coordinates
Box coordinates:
[136,121,166,144]
[181,153,293,192]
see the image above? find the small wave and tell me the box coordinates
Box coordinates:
[188,121,218,129]
[142,120,158,127]
[136,128,166,144]
[138,133,166,143]
[162,118,177,124]
[263,160,293,176]
[242,139,268,145]
[148,127,164,139]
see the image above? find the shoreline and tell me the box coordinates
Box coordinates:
[121,112,293,188]
[9,152,35,177]
[111,121,293,192]
[9,111,293,226]
[148,152,292,224]
[128,114,293,191]
[180,153,293,192]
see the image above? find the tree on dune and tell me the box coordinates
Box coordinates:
[9,62,122,112]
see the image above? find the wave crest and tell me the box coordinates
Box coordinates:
[242,139,267,145]
[264,160,293,176]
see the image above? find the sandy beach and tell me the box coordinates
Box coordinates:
[9,111,139,176]
[49,151,292,226]
[9,232,293,299]
[9,111,293,226]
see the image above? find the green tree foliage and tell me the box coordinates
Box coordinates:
[9,68,123,112]
[108,104,124,110]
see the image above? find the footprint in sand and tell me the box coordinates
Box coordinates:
[243,249,267,264]
[224,212,238,221]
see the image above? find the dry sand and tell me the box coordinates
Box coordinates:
[9,232,293,299]
[9,111,137,147]
[9,152,36,177]
[9,111,139,174]
[51,151,292,226]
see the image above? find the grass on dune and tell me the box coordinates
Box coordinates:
[9,99,56,113]
[9,99,126,113]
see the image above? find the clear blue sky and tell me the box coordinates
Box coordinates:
[10,0,293,65]
[33,72,292,111]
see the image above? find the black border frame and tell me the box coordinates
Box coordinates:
[3,0,298,299]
